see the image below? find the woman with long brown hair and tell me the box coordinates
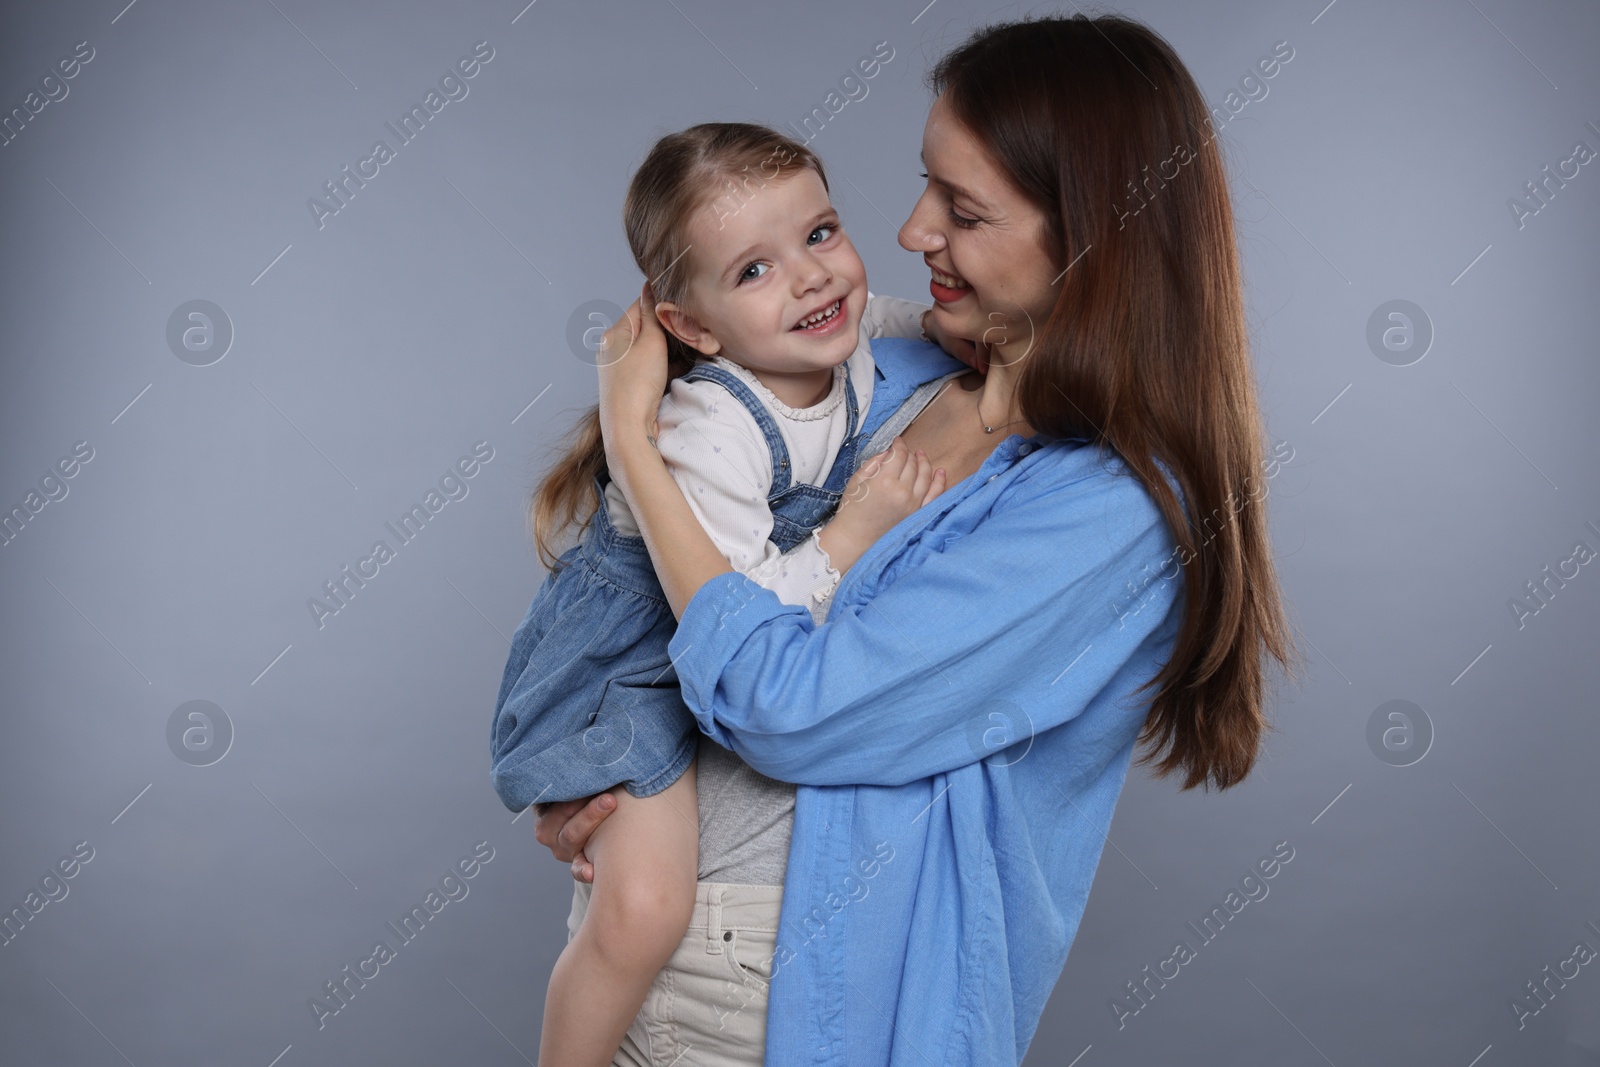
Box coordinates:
[534,12,1298,1064]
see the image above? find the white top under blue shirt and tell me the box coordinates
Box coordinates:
[667,337,1188,1065]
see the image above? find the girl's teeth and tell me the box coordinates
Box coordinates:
[798,300,841,328]
[932,269,968,288]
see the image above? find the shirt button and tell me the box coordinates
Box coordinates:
[987,474,998,483]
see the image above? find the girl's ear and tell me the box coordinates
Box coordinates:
[655,301,722,357]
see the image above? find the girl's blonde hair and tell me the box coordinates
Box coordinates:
[528,123,827,570]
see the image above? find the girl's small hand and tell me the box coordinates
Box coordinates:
[832,437,946,545]
[596,282,670,455]
[532,792,617,883]
[921,309,986,375]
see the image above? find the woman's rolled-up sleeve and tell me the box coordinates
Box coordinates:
[667,458,1185,787]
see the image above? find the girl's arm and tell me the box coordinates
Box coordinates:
[648,381,839,613]
[863,290,980,369]
[640,399,936,625]
[862,291,930,339]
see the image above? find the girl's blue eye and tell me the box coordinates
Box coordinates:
[808,224,836,245]
[738,261,770,283]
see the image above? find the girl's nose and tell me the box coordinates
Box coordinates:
[793,251,832,294]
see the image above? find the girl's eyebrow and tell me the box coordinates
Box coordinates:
[919,151,990,211]
[720,207,839,282]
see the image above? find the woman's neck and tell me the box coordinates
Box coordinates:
[969,343,1034,436]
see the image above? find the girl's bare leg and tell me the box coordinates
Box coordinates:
[538,757,698,1067]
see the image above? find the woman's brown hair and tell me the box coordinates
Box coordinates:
[528,123,828,570]
[930,13,1302,790]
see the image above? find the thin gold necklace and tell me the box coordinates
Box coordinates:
[931,376,1028,434]
[977,396,1028,434]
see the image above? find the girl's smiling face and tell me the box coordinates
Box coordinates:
[899,93,1060,363]
[655,168,868,382]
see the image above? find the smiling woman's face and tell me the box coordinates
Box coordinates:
[900,93,1060,362]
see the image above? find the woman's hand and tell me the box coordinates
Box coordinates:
[596,282,671,465]
[532,792,618,883]
[921,308,986,374]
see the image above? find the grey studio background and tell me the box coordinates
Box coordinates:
[1,0,1597,1064]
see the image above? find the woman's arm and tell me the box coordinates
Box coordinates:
[599,291,1182,789]
[667,455,1185,788]
[595,290,738,617]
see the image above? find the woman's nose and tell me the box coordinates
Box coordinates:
[898,193,943,253]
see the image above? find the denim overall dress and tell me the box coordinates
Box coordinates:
[489,360,861,812]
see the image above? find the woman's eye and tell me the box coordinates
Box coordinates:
[808,224,836,245]
[919,172,979,228]
[738,261,770,283]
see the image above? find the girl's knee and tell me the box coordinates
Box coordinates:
[585,873,696,968]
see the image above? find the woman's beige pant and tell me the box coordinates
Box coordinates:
[566,878,783,1066]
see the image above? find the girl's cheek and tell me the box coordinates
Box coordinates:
[834,245,867,278]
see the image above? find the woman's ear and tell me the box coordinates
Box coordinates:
[655,301,722,357]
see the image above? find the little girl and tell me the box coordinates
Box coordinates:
[489,123,948,1065]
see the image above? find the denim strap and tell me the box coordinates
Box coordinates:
[679,362,796,496]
